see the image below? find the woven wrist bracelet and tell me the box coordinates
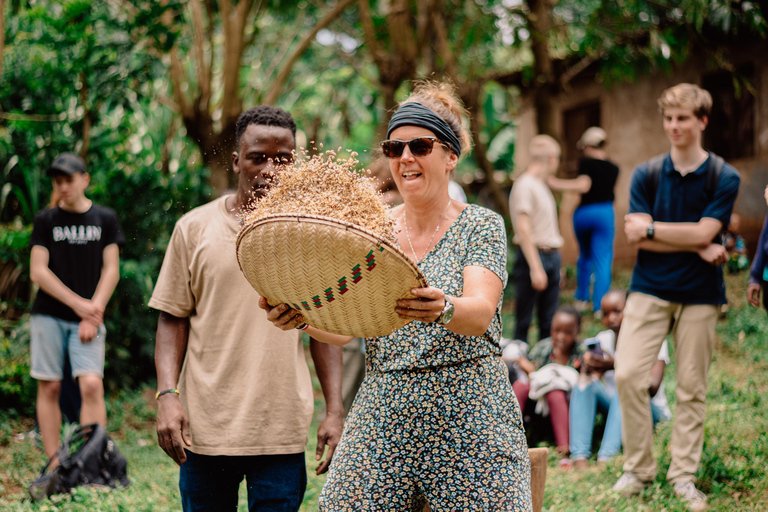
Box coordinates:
[155,388,179,400]
[296,323,309,331]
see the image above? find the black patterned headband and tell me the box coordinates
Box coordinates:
[387,102,462,156]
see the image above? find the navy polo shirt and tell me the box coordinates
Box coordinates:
[628,153,740,304]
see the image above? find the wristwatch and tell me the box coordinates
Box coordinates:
[435,295,455,325]
[646,222,655,240]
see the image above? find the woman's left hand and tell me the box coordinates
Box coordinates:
[396,287,446,323]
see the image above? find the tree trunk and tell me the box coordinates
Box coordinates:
[379,82,399,141]
[205,153,233,192]
[527,0,558,138]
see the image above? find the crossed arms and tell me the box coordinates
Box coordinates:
[624,213,728,265]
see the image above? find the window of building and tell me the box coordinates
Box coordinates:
[702,65,756,160]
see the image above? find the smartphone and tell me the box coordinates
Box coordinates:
[584,337,603,357]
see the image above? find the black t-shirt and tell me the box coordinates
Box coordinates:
[30,204,125,322]
[578,157,619,207]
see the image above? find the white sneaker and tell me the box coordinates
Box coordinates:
[611,472,647,496]
[674,481,707,511]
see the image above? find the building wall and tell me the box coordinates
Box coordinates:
[513,52,768,266]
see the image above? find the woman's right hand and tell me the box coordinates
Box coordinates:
[258,297,307,330]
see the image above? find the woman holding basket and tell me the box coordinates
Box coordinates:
[260,82,531,511]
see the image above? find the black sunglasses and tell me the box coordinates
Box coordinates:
[380,137,447,158]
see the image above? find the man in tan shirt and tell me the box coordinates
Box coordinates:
[149,106,343,511]
[509,135,564,343]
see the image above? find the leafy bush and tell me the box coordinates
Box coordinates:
[0,0,214,393]
[0,223,33,320]
[0,317,35,417]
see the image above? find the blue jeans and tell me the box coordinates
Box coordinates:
[179,450,306,512]
[570,381,668,460]
[570,381,622,460]
[573,202,615,312]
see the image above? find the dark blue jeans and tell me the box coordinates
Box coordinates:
[179,450,306,512]
[513,247,561,343]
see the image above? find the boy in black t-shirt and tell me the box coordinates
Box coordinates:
[29,153,124,461]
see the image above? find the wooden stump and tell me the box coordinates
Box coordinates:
[529,447,549,512]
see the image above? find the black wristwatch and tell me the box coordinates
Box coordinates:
[646,222,655,240]
[435,295,455,325]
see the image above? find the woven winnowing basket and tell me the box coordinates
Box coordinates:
[236,214,427,338]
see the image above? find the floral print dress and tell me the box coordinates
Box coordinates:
[319,205,532,511]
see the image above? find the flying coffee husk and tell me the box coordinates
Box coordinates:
[236,149,426,338]
[243,149,394,239]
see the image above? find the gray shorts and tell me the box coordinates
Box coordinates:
[30,314,106,381]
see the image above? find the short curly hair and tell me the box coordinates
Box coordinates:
[236,106,297,147]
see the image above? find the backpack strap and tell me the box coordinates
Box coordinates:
[705,153,725,199]
[705,153,726,243]
[644,153,667,212]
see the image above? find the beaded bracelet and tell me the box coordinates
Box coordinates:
[155,388,179,400]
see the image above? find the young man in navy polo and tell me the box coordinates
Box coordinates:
[611,83,740,511]
[29,153,124,461]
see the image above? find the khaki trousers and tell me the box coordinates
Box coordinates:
[615,292,717,484]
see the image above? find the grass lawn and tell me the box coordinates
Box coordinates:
[1,271,767,510]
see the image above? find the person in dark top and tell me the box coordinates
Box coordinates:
[29,153,124,462]
[547,127,619,315]
[612,83,740,511]
[747,185,768,312]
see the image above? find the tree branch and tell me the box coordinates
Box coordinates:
[388,0,417,65]
[262,8,309,96]
[220,0,257,126]
[357,0,387,70]
[190,0,210,111]
[205,0,215,88]
[169,48,193,120]
[263,0,356,105]
[431,6,460,84]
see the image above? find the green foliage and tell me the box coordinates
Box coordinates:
[0,317,35,417]
[0,222,32,269]
[1,0,214,390]
[0,0,169,223]
[557,0,767,85]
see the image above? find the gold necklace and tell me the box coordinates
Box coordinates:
[404,200,451,263]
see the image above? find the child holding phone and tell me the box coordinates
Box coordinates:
[569,290,671,469]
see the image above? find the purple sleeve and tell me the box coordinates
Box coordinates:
[749,213,768,285]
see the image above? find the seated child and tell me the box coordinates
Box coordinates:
[512,305,585,466]
[569,290,671,470]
